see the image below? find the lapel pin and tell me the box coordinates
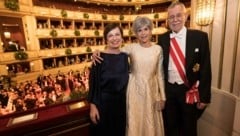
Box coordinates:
[195,48,199,52]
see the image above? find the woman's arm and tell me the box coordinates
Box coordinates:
[156,46,166,110]
[87,62,102,120]
[89,103,100,124]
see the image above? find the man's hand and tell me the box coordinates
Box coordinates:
[92,50,103,65]
[196,102,208,110]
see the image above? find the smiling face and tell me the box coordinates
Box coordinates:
[106,27,123,49]
[167,4,187,33]
[132,16,153,46]
[135,25,152,45]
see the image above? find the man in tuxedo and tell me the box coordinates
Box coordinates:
[158,1,212,136]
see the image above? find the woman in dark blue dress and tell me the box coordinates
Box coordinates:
[87,23,129,136]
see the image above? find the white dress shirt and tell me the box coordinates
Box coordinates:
[168,27,187,84]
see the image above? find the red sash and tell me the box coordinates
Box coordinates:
[170,38,188,86]
[170,37,200,104]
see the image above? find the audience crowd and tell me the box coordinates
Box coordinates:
[0,68,90,116]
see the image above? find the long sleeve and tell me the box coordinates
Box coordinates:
[87,63,101,106]
[157,47,166,101]
[199,32,212,103]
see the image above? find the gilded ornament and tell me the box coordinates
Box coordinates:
[192,63,200,72]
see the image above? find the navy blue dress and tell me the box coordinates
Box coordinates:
[88,52,129,136]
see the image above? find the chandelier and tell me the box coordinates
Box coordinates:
[195,0,216,26]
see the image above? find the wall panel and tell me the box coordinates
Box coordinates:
[221,0,239,91]
[232,1,240,96]
[210,0,226,88]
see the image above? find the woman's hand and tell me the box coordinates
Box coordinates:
[90,103,100,124]
[92,50,103,65]
[155,100,165,111]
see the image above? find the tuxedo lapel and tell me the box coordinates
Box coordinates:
[164,32,171,75]
[159,31,171,81]
[185,30,197,76]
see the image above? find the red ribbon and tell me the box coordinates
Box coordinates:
[186,81,200,104]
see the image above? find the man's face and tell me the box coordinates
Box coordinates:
[167,5,187,33]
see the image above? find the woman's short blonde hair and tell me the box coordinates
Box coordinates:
[132,16,153,35]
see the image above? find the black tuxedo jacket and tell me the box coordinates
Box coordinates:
[158,29,212,103]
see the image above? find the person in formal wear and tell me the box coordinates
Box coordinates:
[92,16,166,136]
[158,1,212,136]
[6,40,19,52]
[87,23,129,136]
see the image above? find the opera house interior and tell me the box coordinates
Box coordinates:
[0,0,239,135]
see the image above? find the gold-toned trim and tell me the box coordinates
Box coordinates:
[7,113,38,127]
[218,0,227,89]
[67,101,86,111]
[76,0,173,6]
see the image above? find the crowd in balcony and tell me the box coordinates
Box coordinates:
[32,0,174,15]
[0,68,90,116]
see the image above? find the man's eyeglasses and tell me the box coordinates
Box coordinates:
[167,13,185,22]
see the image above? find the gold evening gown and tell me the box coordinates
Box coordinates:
[122,43,166,136]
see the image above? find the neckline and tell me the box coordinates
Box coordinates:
[102,51,122,55]
[139,43,153,48]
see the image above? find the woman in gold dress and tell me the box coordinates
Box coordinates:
[123,16,166,136]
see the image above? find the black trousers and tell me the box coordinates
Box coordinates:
[163,82,199,136]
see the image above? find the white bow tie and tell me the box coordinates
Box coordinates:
[170,33,183,39]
